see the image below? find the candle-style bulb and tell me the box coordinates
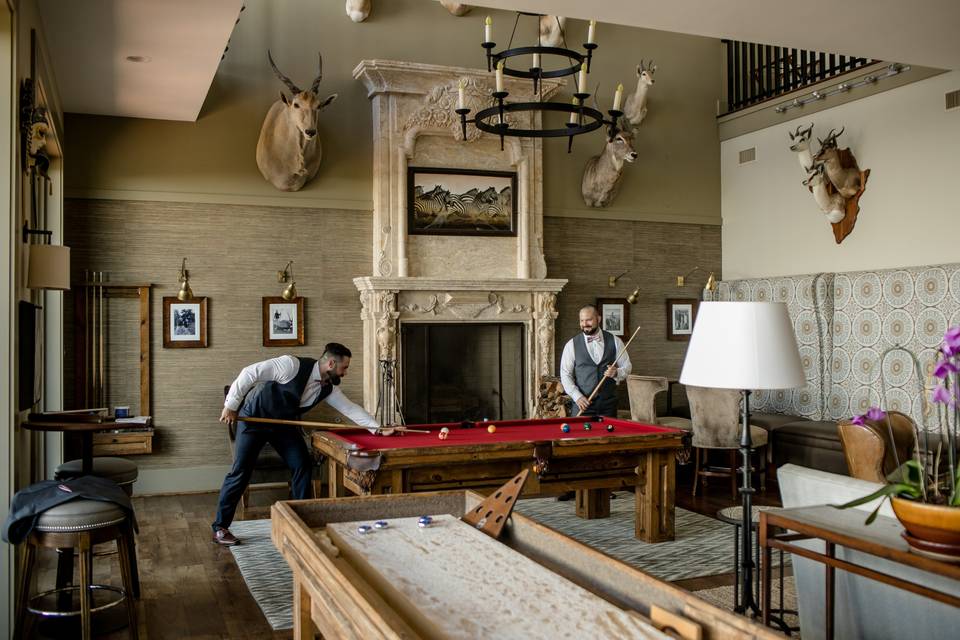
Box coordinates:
[457,79,466,110]
[484,16,492,43]
[532,53,540,70]
[612,82,624,111]
[587,20,596,45]
[577,66,587,94]
[568,97,579,125]
[496,60,505,93]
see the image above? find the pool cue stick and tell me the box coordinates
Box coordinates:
[574,324,643,417]
[238,415,430,433]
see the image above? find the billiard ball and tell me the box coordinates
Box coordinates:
[561,424,570,433]
[438,427,450,440]
[583,422,592,430]
[487,425,497,434]
[606,424,615,432]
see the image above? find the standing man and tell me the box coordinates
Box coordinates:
[560,305,632,418]
[212,343,387,545]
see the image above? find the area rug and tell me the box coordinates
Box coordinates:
[229,494,785,631]
[693,575,800,636]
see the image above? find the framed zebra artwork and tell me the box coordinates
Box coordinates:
[408,167,517,236]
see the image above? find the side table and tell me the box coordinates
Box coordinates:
[717,505,798,635]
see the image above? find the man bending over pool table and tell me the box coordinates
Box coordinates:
[212,343,390,546]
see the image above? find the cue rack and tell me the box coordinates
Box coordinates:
[72,271,152,416]
[374,359,406,427]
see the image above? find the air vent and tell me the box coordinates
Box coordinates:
[946,89,960,111]
[738,147,756,164]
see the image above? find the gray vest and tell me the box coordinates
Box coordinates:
[239,357,330,428]
[570,331,618,416]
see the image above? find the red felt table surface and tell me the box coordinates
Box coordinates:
[324,416,681,451]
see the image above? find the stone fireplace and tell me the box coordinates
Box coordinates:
[353,60,566,419]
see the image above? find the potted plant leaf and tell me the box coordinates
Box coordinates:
[835,326,960,560]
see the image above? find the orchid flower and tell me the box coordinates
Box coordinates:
[933,359,958,379]
[865,406,886,421]
[850,414,866,426]
[931,385,955,406]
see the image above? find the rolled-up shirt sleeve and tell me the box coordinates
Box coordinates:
[612,335,632,383]
[224,355,298,411]
[559,339,584,402]
[325,387,381,432]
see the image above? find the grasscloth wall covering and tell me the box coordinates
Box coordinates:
[65,199,371,469]
[545,217,721,412]
[719,262,960,429]
[63,200,721,472]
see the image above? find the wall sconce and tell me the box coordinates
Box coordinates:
[608,268,633,288]
[626,286,641,305]
[176,257,194,301]
[23,222,70,290]
[277,260,297,300]
[676,266,717,291]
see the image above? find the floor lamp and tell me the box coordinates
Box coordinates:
[679,302,804,616]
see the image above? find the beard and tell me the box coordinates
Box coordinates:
[326,371,342,386]
[581,326,599,336]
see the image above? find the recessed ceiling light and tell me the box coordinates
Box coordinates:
[125,55,151,63]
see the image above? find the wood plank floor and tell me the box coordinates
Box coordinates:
[28,467,782,639]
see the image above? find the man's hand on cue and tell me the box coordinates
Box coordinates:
[375,425,396,436]
[220,407,238,427]
[576,397,591,412]
[604,363,619,379]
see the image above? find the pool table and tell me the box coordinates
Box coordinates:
[271,492,779,640]
[311,416,686,542]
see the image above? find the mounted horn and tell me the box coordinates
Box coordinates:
[267,50,301,94]
[309,53,323,94]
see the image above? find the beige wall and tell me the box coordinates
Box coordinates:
[58,0,724,491]
[63,0,721,225]
[722,70,960,280]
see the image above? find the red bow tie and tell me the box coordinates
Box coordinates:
[586,334,601,343]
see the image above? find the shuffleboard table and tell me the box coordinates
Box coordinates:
[271,492,781,640]
[312,416,686,542]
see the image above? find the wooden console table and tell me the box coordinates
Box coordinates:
[760,505,960,640]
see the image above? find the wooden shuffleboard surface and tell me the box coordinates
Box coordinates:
[326,515,668,639]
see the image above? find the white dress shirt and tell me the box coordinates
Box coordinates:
[224,355,380,432]
[559,332,632,402]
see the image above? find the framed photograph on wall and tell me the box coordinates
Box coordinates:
[407,167,517,236]
[163,296,208,348]
[597,298,629,337]
[263,297,305,347]
[666,298,698,341]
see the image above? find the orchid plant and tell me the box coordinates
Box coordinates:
[837,325,960,522]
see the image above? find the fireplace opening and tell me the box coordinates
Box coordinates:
[401,323,526,424]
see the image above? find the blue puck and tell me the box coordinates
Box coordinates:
[417,515,433,528]
[373,520,389,529]
[357,524,373,534]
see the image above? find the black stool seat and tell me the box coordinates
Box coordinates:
[55,457,139,490]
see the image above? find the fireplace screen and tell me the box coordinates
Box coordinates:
[401,323,525,424]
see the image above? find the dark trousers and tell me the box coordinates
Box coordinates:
[569,394,619,418]
[212,422,313,531]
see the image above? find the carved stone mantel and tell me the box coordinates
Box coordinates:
[352,60,567,419]
[355,277,565,418]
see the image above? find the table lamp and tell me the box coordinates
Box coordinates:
[679,301,804,616]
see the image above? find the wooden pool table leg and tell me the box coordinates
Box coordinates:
[294,577,320,640]
[575,488,611,519]
[327,459,345,498]
[635,450,676,542]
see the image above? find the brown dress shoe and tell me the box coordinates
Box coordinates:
[212,528,239,546]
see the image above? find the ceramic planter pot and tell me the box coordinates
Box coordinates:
[891,496,960,561]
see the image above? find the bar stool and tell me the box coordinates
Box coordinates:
[14,499,139,640]
[55,457,139,496]
[54,457,141,597]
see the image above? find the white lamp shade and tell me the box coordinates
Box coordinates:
[27,244,71,290]
[680,301,804,390]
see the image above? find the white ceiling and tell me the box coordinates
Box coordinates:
[35,0,959,122]
[37,0,243,121]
